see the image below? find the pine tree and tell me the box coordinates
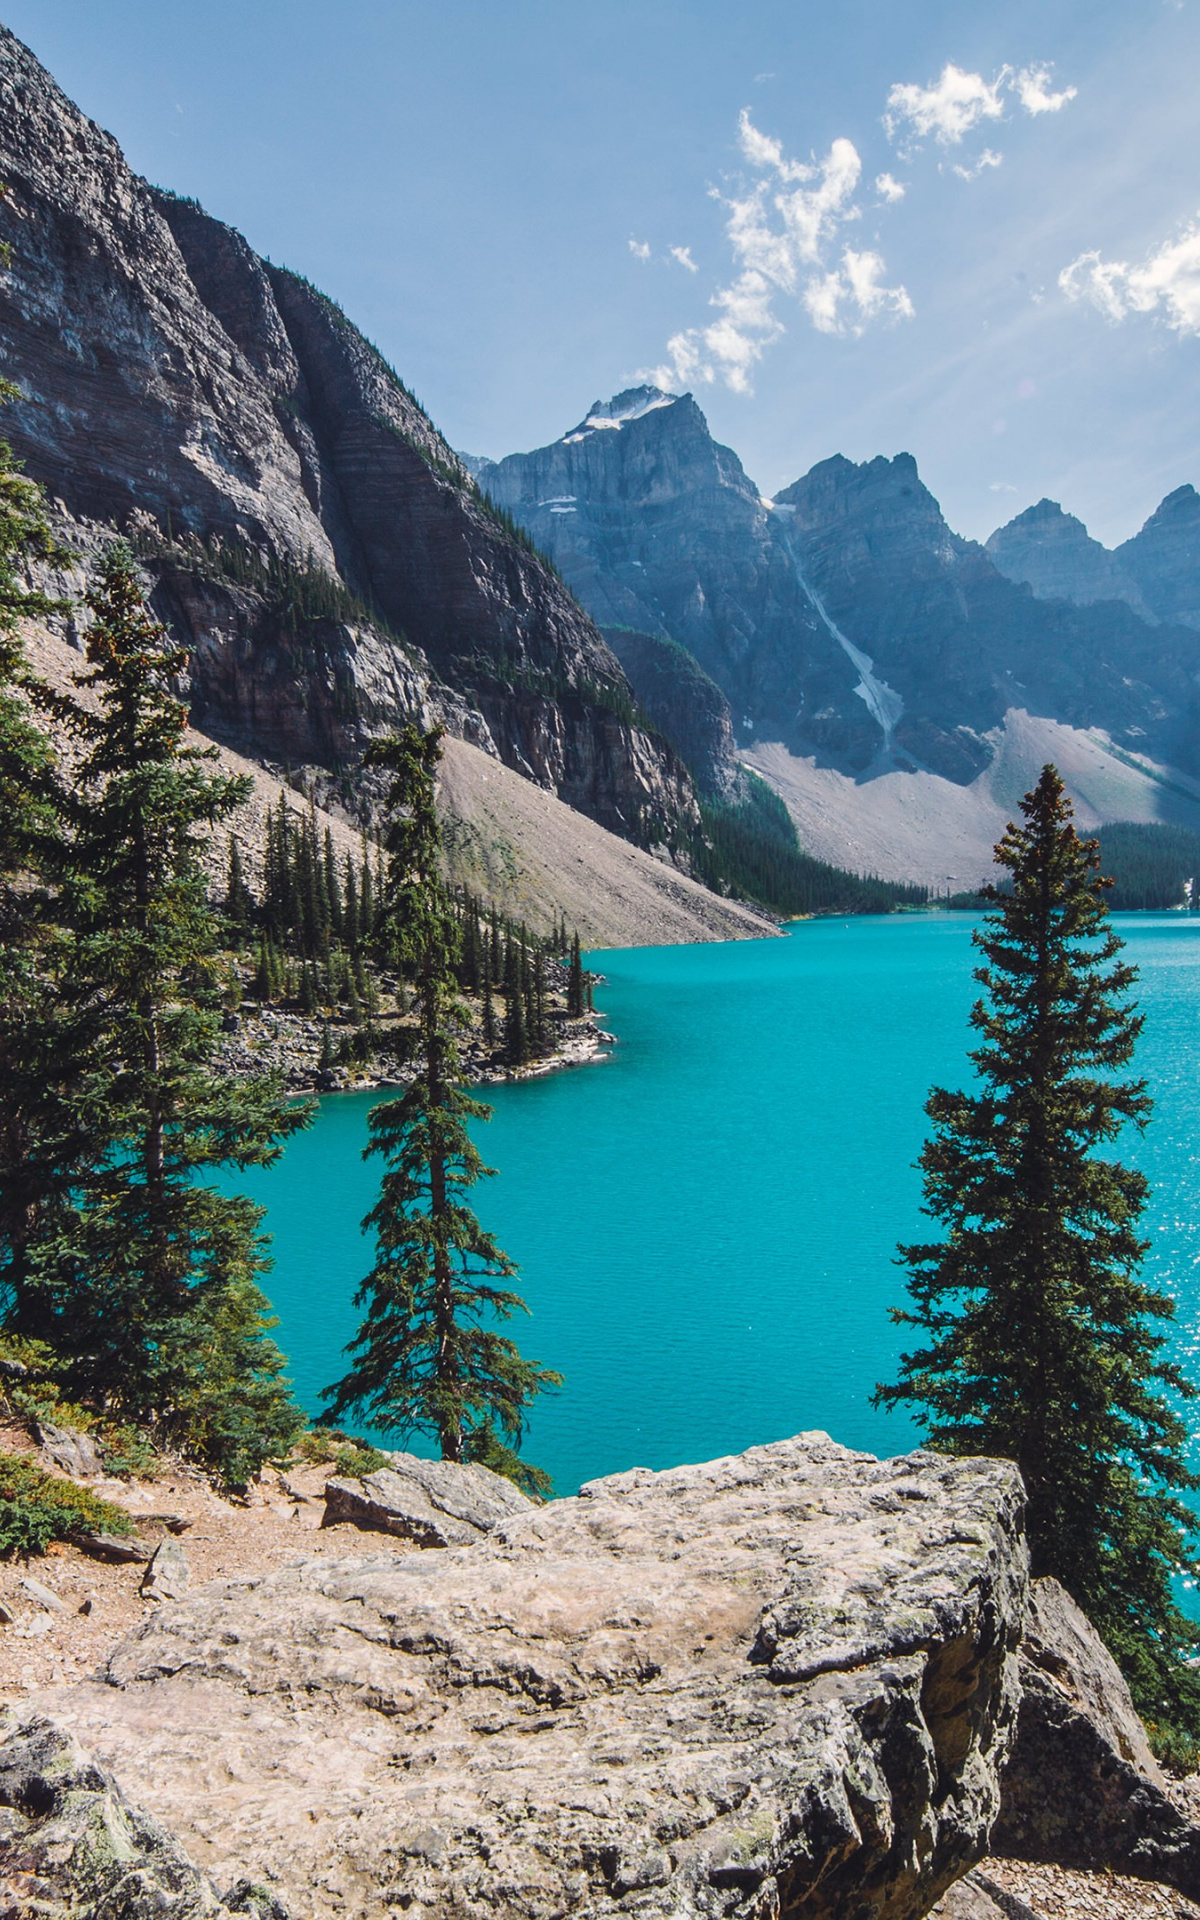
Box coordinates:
[35,542,307,1485]
[876,765,1200,1755]
[324,723,558,1492]
[0,397,76,1332]
[567,932,585,1017]
[223,835,255,938]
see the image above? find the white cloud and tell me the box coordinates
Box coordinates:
[989,481,1019,493]
[1060,219,1200,335]
[875,171,906,202]
[669,245,699,273]
[629,239,652,261]
[642,111,911,393]
[885,63,1007,146]
[1014,63,1077,114]
[952,147,1003,182]
[884,60,1075,158]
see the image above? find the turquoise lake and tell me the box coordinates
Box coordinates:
[234,913,1200,1497]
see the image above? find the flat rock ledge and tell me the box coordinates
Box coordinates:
[322,1448,534,1546]
[21,1434,1027,1920]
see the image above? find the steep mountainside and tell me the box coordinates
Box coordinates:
[0,27,695,850]
[985,499,1154,619]
[478,389,869,767]
[776,453,1200,781]
[598,626,741,796]
[1117,484,1200,629]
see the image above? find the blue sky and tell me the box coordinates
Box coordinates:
[5,1,1200,544]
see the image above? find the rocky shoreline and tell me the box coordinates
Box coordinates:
[213,1003,617,1095]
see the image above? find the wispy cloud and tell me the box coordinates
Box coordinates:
[642,110,911,393]
[1060,218,1200,335]
[669,245,699,273]
[875,171,906,203]
[629,238,651,261]
[952,148,1003,182]
[884,60,1075,167]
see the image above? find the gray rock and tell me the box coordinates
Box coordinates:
[35,1418,104,1478]
[78,1530,151,1564]
[19,1576,65,1613]
[994,1575,1200,1896]
[322,1449,533,1546]
[931,1870,1037,1919]
[141,1538,191,1603]
[36,1435,1027,1920]
[0,1710,289,1918]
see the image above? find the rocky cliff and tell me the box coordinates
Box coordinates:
[0,27,696,849]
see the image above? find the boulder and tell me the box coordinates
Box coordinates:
[141,1539,191,1604]
[0,1710,290,1918]
[33,1435,1027,1920]
[994,1575,1200,1896]
[322,1448,533,1546]
[35,1419,103,1478]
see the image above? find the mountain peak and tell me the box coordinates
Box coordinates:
[562,386,684,444]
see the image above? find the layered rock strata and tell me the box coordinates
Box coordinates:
[30,1435,1027,1920]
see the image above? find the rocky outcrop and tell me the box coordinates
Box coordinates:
[1117,484,1200,630]
[32,1434,1027,1920]
[322,1449,533,1546]
[0,28,696,851]
[0,1711,289,1918]
[985,499,1154,620]
[994,1576,1200,1897]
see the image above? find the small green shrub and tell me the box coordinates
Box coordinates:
[0,1452,136,1558]
[295,1427,391,1477]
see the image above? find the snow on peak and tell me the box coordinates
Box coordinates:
[561,386,682,444]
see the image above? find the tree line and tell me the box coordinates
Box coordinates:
[0,413,568,1493]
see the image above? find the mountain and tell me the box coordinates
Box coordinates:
[486,393,1200,881]
[984,499,1154,620]
[476,389,869,768]
[0,26,696,852]
[775,453,1200,782]
[1117,485,1200,630]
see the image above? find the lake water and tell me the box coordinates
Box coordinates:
[235,913,1200,1497]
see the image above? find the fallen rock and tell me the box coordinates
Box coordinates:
[35,1435,1027,1920]
[141,1538,191,1604]
[994,1575,1200,1896]
[19,1576,65,1614]
[0,1710,290,1918]
[35,1419,103,1478]
[322,1448,533,1546]
[77,1529,151,1563]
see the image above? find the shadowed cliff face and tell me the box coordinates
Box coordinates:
[1117,485,1200,630]
[777,454,1200,779]
[0,27,696,848]
[985,499,1155,620]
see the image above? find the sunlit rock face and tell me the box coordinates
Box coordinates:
[30,1435,1028,1920]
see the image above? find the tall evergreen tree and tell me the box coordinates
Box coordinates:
[36,543,307,1485]
[566,932,585,1018]
[324,722,558,1492]
[876,765,1200,1753]
[0,398,76,1331]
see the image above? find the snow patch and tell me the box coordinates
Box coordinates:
[560,387,680,444]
